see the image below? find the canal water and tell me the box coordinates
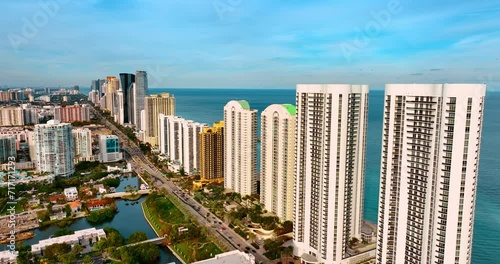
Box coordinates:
[5,176,181,264]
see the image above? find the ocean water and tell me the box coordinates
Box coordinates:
[83,87,500,263]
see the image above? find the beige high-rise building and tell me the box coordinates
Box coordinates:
[199,121,224,182]
[260,104,296,222]
[0,107,24,126]
[144,93,175,146]
[105,76,119,114]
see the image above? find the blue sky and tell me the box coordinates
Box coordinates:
[0,0,499,90]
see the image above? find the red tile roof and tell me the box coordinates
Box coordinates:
[49,194,65,202]
[86,199,113,208]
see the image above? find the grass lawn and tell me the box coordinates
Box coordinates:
[148,196,187,224]
[174,239,223,263]
[199,242,223,259]
[174,241,193,263]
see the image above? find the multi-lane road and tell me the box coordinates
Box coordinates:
[90,107,270,264]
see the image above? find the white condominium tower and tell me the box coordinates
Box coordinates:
[293,84,369,264]
[158,114,208,174]
[224,100,258,196]
[34,120,75,177]
[261,104,296,222]
[376,84,486,264]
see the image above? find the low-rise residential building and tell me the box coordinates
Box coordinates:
[94,184,106,194]
[31,228,106,255]
[63,187,78,201]
[68,201,82,213]
[0,250,17,263]
[86,199,113,211]
[49,194,65,204]
[50,211,66,221]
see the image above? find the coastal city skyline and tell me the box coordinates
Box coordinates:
[0,73,494,264]
[1,1,498,264]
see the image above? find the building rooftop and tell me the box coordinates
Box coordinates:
[31,228,106,253]
[193,250,255,264]
[237,100,250,110]
[281,104,297,115]
[0,250,17,262]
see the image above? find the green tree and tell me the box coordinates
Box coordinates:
[18,197,28,209]
[179,167,186,176]
[37,210,50,222]
[82,255,93,264]
[65,204,72,217]
[127,231,148,244]
[87,207,117,224]
[54,228,74,237]
[43,243,72,260]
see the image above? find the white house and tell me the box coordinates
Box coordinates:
[63,187,78,201]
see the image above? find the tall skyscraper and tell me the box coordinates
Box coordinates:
[223,100,258,196]
[261,104,296,222]
[376,84,486,264]
[133,71,148,130]
[119,73,135,124]
[91,79,104,93]
[293,84,369,264]
[72,128,93,162]
[199,121,224,182]
[105,76,120,114]
[182,120,208,174]
[0,136,16,163]
[114,89,125,124]
[144,93,176,146]
[34,120,75,177]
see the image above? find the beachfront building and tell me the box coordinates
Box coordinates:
[199,121,224,182]
[223,100,258,196]
[260,104,296,222]
[293,84,369,264]
[376,84,486,264]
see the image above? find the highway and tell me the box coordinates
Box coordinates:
[90,107,270,264]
